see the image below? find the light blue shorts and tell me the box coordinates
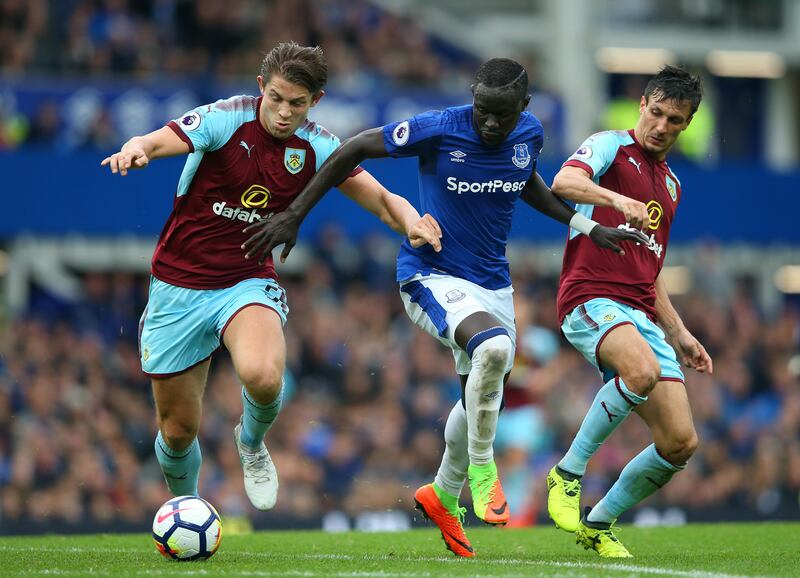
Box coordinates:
[561,298,684,383]
[139,276,289,377]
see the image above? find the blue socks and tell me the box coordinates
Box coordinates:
[155,431,202,496]
[239,384,283,450]
[588,443,683,523]
[559,377,647,476]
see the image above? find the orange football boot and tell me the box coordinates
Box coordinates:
[414,484,475,558]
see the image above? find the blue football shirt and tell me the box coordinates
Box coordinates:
[383,105,543,290]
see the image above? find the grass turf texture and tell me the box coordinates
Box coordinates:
[0,523,797,577]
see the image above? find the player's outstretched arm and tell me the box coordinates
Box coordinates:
[552,166,650,230]
[655,275,713,374]
[100,127,190,176]
[243,127,389,264]
[521,172,649,254]
[338,171,442,252]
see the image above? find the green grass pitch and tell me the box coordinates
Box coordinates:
[1,523,797,577]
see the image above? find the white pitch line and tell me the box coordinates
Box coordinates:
[0,546,773,578]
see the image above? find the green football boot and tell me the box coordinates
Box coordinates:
[546,465,581,532]
[576,508,632,558]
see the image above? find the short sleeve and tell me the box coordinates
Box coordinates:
[309,130,341,170]
[562,131,622,179]
[168,97,254,153]
[302,122,363,182]
[382,110,446,158]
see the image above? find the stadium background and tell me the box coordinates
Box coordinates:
[0,0,798,535]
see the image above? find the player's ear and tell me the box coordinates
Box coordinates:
[639,95,647,114]
[310,89,325,107]
[257,75,267,94]
[522,94,531,110]
[470,83,476,95]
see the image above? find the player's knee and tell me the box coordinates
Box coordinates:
[662,429,699,465]
[161,420,199,452]
[239,363,283,404]
[472,333,513,373]
[621,360,660,396]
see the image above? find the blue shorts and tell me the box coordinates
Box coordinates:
[561,298,684,383]
[138,276,289,377]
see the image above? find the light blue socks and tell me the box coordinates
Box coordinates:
[155,431,202,496]
[588,443,683,523]
[239,384,283,450]
[559,377,647,476]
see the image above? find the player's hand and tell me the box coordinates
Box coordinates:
[672,329,713,374]
[101,146,149,176]
[611,193,650,230]
[588,225,650,255]
[408,213,442,252]
[242,210,300,264]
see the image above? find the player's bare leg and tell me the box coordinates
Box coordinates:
[152,361,210,496]
[634,379,698,465]
[224,305,286,511]
[454,312,512,525]
[549,324,657,531]
[576,380,696,557]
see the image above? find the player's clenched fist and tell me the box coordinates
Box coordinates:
[611,192,650,230]
[408,213,443,252]
[101,141,150,176]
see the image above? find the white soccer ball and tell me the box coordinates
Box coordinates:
[152,495,222,561]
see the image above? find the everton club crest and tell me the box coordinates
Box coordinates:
[512,143,531,168]
[284,148,306,174]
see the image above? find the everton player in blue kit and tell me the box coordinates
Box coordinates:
[245,58,646,556]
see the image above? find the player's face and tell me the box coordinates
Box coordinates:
[471,83,530,147]
[257,74,323,140]
[636,95,694,160]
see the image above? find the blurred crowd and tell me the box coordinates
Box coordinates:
[1,231,798,529]
[0,0,461,84]
[0,0,477,152]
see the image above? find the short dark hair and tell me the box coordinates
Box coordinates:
[474,58,528,101]
[260,42,328,95]
[644,65,703,115]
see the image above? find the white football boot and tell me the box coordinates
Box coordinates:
[233,416,278,510]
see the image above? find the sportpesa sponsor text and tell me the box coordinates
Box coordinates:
[446,177,527,194]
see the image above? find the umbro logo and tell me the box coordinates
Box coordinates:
[449,150,467,163]
[240,140,255,158]
[628,156,642,174]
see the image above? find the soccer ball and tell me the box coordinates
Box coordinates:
[152,496,222,561]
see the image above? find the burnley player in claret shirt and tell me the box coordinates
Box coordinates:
[546,66,713,558]
[101,42,441,513]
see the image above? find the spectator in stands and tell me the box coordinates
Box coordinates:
[1,243,798,529]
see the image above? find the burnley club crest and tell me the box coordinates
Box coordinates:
[284,148,306,174]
